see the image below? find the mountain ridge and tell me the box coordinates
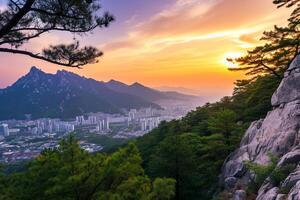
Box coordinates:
[0,67,199,120]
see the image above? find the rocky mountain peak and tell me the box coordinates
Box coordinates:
[56,69,79,78]
[107,79,128,86]
[28,66,44,76]
[131,82,142,86]
[29,66,40,72]
[0,67,165,120]
[12,66,47,88]
[221,55,300,199]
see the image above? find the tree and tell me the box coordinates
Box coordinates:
[144,132,235,200]
[228,0,300,79]
[0,0,114,68]
[147,133,201,200]
[0,135,175,200]
[231,74,281,121]
[207,109,238,139]
[273,0,300,9]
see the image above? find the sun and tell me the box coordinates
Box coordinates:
[221,52,243,68]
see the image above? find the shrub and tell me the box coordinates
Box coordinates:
[245,154,296,196]
[245,155,278,194]
[270,164,296,186]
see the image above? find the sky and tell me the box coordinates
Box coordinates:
[0,0,292,99]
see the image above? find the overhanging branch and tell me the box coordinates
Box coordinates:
[0,0,36,38]
[0,29,49,46]
[10,25,98,33]
[260,60,282,79]
[0,47,82,68]
[30,8,85,20]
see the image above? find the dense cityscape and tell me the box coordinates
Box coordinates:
[0,104,193,163]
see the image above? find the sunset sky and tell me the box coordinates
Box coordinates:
[0,0,292,99]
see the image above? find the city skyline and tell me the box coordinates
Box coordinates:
[0,0,292,98]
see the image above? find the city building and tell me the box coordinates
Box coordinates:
[0,124,9,137]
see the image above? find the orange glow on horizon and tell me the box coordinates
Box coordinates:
[0,0,293,99]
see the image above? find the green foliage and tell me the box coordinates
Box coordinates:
[231,75,281,122]
[0,0,114,68]
[270,164,296,187]
[229,0,300,82]
[149,178,176,200]
[1,1,296,200]
[137,105,243,200]
[245,154,295,195]
[0,135,175,200]
[147,133,200,199]
[75,132,128,153]
[245,155,278,194]
[207,109,238,138]
[136,71,282,200]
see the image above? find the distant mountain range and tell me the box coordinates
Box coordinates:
[105,80,198,102]
[0,67,199,120]
[155,86,202,96]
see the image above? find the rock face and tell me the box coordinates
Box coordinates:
[221,55,300,199]
[288,181,300,200]
[234,190,246,200]
[272,55,300,106]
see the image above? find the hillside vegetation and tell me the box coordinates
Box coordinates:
[0,136,175,200]
[135,0,300,198]
[0,0,300,199]
[136,74,281,200]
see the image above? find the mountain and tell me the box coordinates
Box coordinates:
[0,67,161,120]
[155,86,202,96]
[221,55,300,199]
[0,67,200,120]
[105,80,199,102]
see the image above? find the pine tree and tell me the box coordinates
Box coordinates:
[0,0,114,68]
[0,135,175,200]
[228,0,300,79]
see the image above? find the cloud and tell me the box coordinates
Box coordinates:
[0,0,292,98]
[102,0,287,54]
[91,0,292,97]
[103,40,139,51]
[133,0,219,38]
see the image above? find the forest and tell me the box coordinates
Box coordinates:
[1,0,300,199]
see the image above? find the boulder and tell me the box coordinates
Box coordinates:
[224,177,238,190]
[223,160,247,178]
[240,119,263,146]
[272,55,300,107]
[257,187,279,200]
[234,190,246,200]
[277,148,300,167]
[288,180,300,200]
[222,99,300,182]
[282,169,300,190]
[276,194,287,200]
[257,183,278,200]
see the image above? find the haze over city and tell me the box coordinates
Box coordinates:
[0,0,291,98]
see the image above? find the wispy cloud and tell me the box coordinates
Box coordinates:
[96,0,291,97]
[0,0,292,97]
[102,0,288,55]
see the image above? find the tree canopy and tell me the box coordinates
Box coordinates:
[0,0,114,68]
[0,135,175,200]
[228,0,300,79]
